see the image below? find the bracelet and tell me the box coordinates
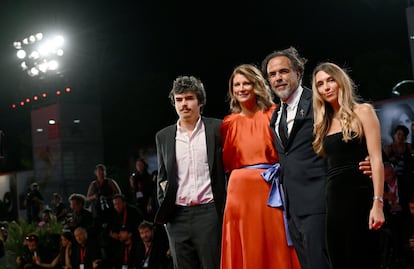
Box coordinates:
[373,196,384,203]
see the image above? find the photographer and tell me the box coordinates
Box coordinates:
[128,159,154,221]
[86,164,121,221]
[24,182,44,224]
[16,234,47,269]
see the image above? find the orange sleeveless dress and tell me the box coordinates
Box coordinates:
[220,105,301,269]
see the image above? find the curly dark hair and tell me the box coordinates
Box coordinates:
[168,75,206,111]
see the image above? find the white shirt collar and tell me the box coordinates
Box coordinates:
[284,85,303,108]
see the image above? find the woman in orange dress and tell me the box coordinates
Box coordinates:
[220,64,300,269]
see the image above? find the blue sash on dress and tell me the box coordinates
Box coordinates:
[243,163,293,246]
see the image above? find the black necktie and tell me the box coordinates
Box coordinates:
[279,102,288,146]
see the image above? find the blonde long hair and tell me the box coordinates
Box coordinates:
[228,64,274,113]
[312,62,364,156]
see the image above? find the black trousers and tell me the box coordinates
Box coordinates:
[166,203,220,269]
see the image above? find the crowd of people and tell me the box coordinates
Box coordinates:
[10,162,172,269]
[3,46,414,269]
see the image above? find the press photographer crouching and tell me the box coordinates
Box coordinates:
[16,234,48,269]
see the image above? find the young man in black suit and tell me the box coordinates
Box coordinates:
[154,75,226,269]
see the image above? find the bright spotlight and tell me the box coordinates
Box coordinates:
[21,62,28,70]
[29,51,39,59]
[16,49,26,59]
[38,62,48,73]
[48,60,58,70]
[13,41,22,49]
[29,35,36,43]
[30,67,39,76]
[35,33,43,41]
[54,35,64,45]
[13,32,66,78]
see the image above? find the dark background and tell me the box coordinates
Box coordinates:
[0,0,412,171]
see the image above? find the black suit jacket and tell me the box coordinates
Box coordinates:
[270,87,327,217]
[154,116,226,224]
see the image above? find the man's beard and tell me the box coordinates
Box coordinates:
[275,87,292,101]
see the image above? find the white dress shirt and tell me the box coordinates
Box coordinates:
[276,86,304,139]
[175,117,214,206]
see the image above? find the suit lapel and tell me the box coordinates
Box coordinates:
[270,104,284,148]
[203,117,215,175]
[165,126,178,186]
[289,88,312,141]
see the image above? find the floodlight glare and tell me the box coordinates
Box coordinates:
[29,51,39,59]
[38,62,48,73]
[29,35,36,43]
[35,33,43,41]
[54,36,64,45]
[48,60,58,70]
[39,43,52,56]
[17,50,26,59]
[14,32,66,78]
[21,62,28,70]
[13,41,22,49]
[30,67,39,76]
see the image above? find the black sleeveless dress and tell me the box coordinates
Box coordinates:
[323,132,381,269]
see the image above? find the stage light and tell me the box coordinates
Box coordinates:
[48,60,58,70]
[13,41,21,49]
[16,50,26,59]
[35,33,43,41]
[29,35,36,43]
[29,51,39,59]
[29,67,39,76]
[13,32,65,78]
[21,62,28,70]
[38,62,48,73]
[54,35,64,45]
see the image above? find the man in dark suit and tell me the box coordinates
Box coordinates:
[154,75,226,269]
[261,47,371,269]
